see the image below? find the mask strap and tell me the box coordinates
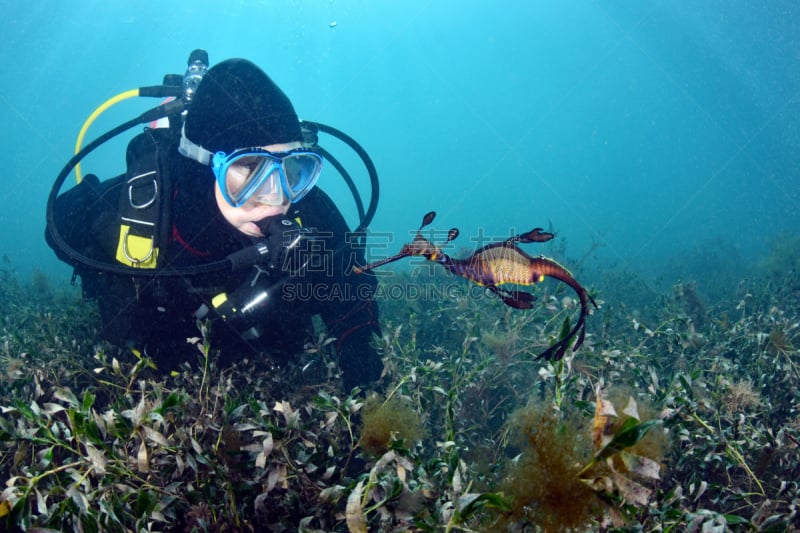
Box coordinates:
[178,124,215,166]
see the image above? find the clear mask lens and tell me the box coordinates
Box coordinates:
[213,149,322,207]
[249,169,285,206]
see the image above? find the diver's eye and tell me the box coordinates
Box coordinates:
[236,156,270,176]
[226,164,251,192]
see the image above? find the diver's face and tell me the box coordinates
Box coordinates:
[214,141,301,237]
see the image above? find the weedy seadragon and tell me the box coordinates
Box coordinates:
[355,211,598,360]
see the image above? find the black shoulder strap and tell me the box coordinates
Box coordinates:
[114,128,174,268]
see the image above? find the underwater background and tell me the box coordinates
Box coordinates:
[2,1,800,531]
[1,0,797,287]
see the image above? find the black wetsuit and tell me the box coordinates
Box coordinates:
[48,140,382,389]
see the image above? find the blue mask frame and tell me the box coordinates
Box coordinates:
[211,147,323,207]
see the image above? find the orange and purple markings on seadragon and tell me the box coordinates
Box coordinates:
[354,211,598,361]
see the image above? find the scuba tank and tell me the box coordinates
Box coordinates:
[182,49,208,105]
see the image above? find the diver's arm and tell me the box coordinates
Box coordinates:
[293,189,383,389]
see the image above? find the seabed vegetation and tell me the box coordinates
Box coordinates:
[0,233,799,532]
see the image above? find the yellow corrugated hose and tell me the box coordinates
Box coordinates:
[74,88,139,183]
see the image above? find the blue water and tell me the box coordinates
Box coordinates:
[1,1,798,294]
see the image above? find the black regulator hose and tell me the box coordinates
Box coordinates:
[45,99,241,278]
[47,113,380,278]
[314,146,365,224]
[303,121,380,233]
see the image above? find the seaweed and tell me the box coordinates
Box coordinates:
[0,250,798,531]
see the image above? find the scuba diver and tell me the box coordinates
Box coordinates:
[46,52,383,390]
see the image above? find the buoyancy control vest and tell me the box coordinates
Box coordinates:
[114,127,175,269]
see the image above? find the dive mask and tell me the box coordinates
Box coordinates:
[211,148,323,207]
